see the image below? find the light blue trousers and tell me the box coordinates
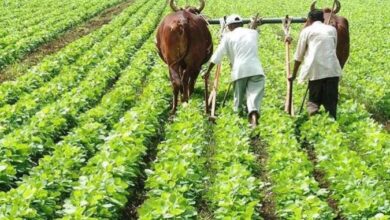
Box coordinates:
[233,75,265,115]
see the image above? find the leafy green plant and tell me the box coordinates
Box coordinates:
[59,61,171,219]
[301,115,390,218]
[0,0,153,139]
[138,99,208,219]
[0,0,148,107]
[205,108,262,219]
[338,100,390,183]
[0,37,159,219]
[258,107,335,219]
[0,1,165,189]
[0,0,125,70]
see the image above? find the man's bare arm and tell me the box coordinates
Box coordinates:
[203,62,216,79]
[289,60,301,81]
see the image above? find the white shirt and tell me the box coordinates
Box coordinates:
[294,21,342,83]
[210,27,265,81]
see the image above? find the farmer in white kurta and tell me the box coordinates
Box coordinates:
[289,9,342,119]
[204,14,265,127]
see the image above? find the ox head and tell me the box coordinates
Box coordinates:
[169,0,205,14]
[310,0,341,14]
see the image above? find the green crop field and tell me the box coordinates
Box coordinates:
[0,0,389,219]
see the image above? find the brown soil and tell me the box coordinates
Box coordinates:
[305,145,344,219]
[370,110,390,133]
[385,122,390,132]
[197,200,214,220]
[374,115,390,133]
[120,106,171,219]
[0,0,134,83]
[120,128,163,219]
[197,121,215,220]
[251,136,278,220]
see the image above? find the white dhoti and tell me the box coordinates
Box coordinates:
[233,75,265,115]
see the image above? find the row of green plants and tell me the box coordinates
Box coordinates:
[212,0,389,218]
[0,2,165,189]
[0,37,161,219]
[59,60,171,219]
[0,0,154,138]
[300,116,390,218]
[206,107,262,219]
[0,0,147,107]
[138,99,208,219]
[340,0,390,119]
[0,0,69,24]
[258,107,335,219]
[338,101,390,182]
[0,1,85,37]
[0,0,124,69]
[0,0,34,20]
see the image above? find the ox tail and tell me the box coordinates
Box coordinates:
[169,18,190,67]
[169,18,190,94]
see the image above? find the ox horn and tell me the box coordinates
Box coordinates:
[198,0,205,12]
[169,0,179,12]
[333,0,341,14]
[310,1,317,11]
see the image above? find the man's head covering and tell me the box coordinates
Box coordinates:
[226,14,243,25]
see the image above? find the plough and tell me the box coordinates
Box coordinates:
[204,15,307,120]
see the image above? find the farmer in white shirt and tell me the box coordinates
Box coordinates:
[289,9,342,119]
[204,14,265,128]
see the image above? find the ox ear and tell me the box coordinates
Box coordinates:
[198,0,205,12]
[333,0,341,14]
[169,0,179,12]
[310,0,317,11]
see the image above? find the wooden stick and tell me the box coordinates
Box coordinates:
[204,75,209,114]
[209,64,222,118]
[222,82,232,107]
[299,87,309,115]
[212,64,222,113]
[285,41,294,116]
[326,0,337,25]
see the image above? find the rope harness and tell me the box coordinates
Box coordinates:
[282,15,292,41]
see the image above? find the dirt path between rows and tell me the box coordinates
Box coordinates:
[376,116,390,133]
[0,0,134,83]
[305,144,344,219]
[251,136,277,220]
[121,106,171,219]
[120,127,165,219]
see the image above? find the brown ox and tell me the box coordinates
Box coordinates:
[156,0,213,113]
[307,0,350,68]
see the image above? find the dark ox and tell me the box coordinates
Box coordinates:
[306,0,350,68]
[156,0,213,113]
